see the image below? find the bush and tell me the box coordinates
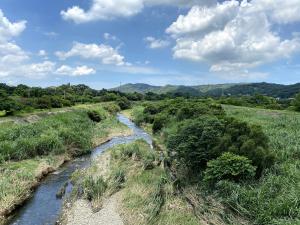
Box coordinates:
[0,97,24,115]
[87,110,105,122]
[103,103,121,114]
[167,116,225,170]
[220,118,274,176]
[204,152,256,185]
[167,116,272,176]
[152,114,168,133]
[117,97,131,110]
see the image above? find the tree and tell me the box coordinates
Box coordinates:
[292,93,300,111]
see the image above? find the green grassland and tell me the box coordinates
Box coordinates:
[222,105,300,225]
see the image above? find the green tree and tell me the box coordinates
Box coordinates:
[292,93,300,111]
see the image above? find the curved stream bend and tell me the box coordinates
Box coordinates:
[9,114,152,225]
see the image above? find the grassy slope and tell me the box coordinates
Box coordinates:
[0,104,131,223]
[224,105,300,225]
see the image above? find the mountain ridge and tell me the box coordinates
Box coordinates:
[111,82,300,98]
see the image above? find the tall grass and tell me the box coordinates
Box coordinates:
[220,105,300,224]
[0,110,94,162]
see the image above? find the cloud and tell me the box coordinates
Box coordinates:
[0,9,26,42]
[166,1,239,37]
[144,36,170,49]
[0,10,29,78]
[103,33,117,41]
[249,0,300,24]
[167,0,300,75]
[56,65,96,76]
[24,61,56,78]
[56,42,126,66]
[38,50,47,56]
[61,0,215,23]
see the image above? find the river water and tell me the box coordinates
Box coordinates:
[8,114,152,225]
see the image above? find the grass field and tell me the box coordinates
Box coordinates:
[223,105,300,225]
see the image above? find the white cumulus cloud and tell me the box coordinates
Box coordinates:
[167,0,300,75]
[0,9,26,42]
[61,0,215,23]
[56,65,96,76]
[56,42,126,66]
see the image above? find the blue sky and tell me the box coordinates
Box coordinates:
[0,0,300,89]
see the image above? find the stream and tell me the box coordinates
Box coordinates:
[8,114,152,225]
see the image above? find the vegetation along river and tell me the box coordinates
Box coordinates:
[8,114,152,225]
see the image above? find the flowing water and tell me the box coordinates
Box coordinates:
[8,114,152,225]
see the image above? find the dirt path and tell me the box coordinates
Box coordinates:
[65,193,123,225]
[63,151,124,225]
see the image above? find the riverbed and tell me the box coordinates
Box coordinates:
[8,114,152,225]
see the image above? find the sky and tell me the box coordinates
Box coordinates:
[1,0,300,89]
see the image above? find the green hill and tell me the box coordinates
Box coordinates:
[112,82,300,98]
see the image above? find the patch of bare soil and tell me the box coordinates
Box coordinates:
[64,193,123,225]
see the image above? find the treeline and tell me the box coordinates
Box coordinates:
[0,83,141,115]
[207,82,300,98]
[1,83,300,116]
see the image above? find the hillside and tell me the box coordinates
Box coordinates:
[112,82,300,98]
[111,83,236,95]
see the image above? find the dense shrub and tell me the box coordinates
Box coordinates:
[152,114,168,133]
[103,103,121,114]
[0,96,24,115]
[116,97,131,110]
[87,110,104,122]
[204,152,256,185]
[220,118,274,176]
[166,116,272,176]
[167,116,225,170]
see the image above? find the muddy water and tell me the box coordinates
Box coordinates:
[8,114,152,225]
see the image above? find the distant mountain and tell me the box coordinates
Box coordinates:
[111,83,236,96]
[112,82,300,98]
[219,82,300,98]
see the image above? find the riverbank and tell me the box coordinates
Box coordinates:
[0,106,132,224]
[0,155,68,224]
